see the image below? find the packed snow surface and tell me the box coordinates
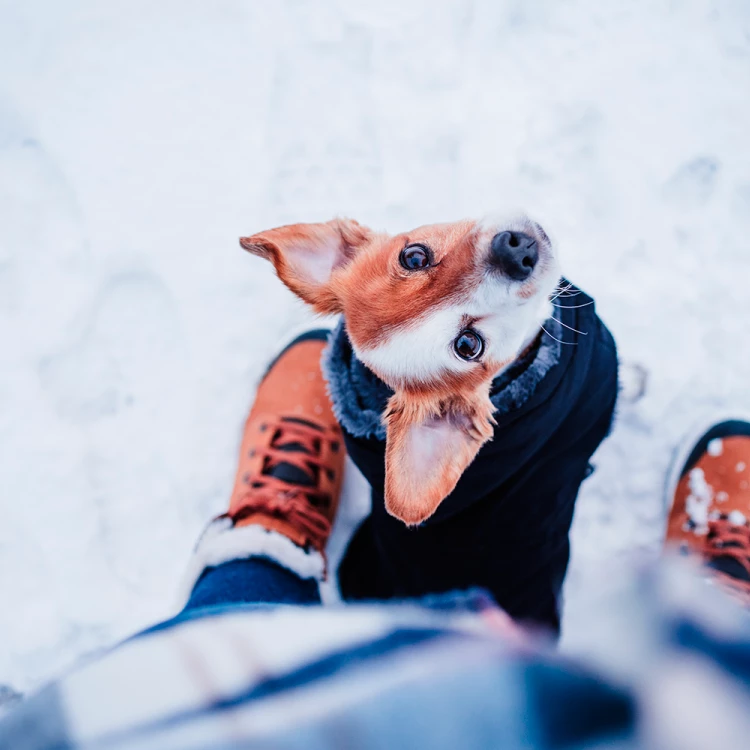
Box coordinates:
[1,0,750,690]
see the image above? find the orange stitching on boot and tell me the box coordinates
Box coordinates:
[230,418,336,551]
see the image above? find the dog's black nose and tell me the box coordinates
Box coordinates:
[490,231,538,281]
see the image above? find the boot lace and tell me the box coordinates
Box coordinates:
[704,517,750,592]
[229,417,336,550]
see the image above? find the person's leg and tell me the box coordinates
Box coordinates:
[9,417,750,748]
[185,558,320,608]
[180,329,345,613]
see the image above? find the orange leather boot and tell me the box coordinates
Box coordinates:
[666,418,750,603]
[187,330,345,586]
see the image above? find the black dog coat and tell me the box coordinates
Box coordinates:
[323,281,618,634]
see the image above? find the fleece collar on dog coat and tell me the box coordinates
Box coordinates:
[322,308,563,442]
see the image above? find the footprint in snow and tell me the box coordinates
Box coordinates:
[663,156,720,208]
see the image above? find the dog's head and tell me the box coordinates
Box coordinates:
[241,217,559,525]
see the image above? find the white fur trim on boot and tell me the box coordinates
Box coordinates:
[180,516,326,602]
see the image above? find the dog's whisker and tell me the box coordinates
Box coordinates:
[551,282,573,293]
[551,281,572,292]
[541,325,577,346]
[556,319,588,336]
[549,286,579,302]
[551,300,595,309]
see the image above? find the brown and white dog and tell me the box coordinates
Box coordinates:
[240,216,560,526]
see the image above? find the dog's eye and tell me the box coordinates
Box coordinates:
[454,329,484,361]
[399,244,432,270]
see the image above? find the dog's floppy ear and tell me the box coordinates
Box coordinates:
[240,218,371,313]
[383,389,496,526]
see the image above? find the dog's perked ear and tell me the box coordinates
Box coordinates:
[239,219,371,313]
[383,389,496,526]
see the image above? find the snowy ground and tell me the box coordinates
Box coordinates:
[1,0,749,692]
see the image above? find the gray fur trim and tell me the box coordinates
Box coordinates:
[321,311,562,440]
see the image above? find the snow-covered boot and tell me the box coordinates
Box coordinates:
[666,418,750,602]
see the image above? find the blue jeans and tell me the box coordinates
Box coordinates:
[165,556,750,750]
[136,557,320,639]
[4,557,750,749]
[185,557,320,609]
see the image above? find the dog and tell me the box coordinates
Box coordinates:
[240,216,561,526]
